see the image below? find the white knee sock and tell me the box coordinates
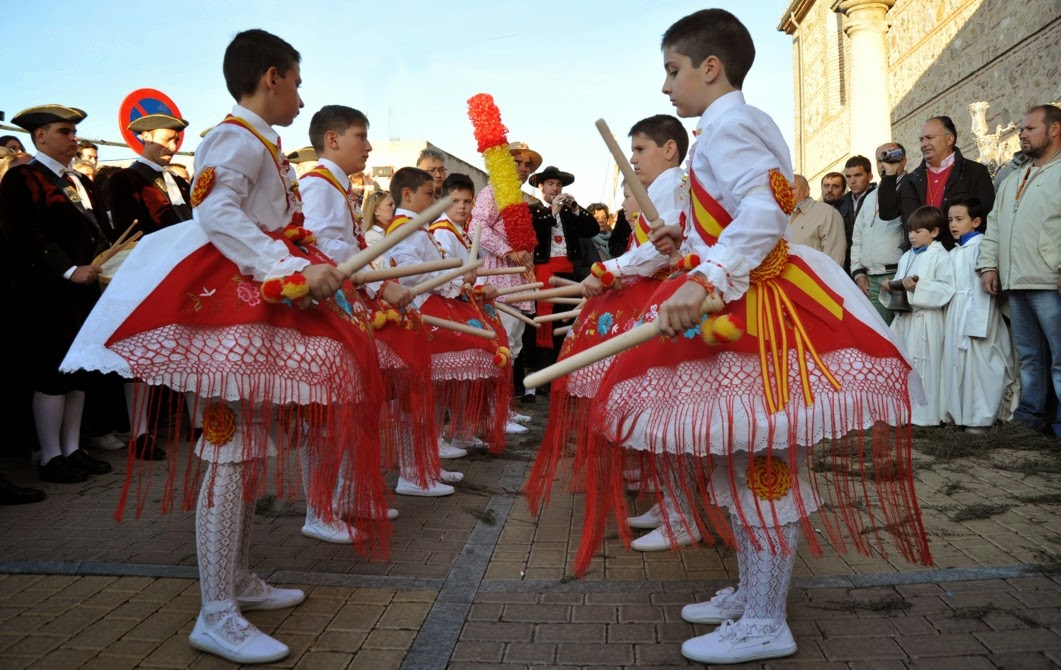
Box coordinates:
[59,391,85,457]
[196,462,244,627]
[32,392,65,463]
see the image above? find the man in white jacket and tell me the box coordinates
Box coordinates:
[852,143,908,324]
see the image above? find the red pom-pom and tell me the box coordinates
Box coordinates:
[261,278,283,302]
[678,254,701,271]
[498,203,536,253]
[600,271,616,288]
[590,262,607,278]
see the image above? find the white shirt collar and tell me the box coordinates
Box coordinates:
[34,152,69,178]
[394,207,418,218]
[136,155,164,172]
[317,158,350,189]
[928,151,956,174]
[696,91,746,135]
[232,104,280,146]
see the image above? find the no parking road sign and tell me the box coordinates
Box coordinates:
[118,88,184,154]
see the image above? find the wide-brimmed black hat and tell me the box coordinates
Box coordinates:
[128,113,188,133]
[12,104,87,132]
[286,146,318,163]
[529,165,574,188]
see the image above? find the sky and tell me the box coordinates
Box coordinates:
[2,0,796,208]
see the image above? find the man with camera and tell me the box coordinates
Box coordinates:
[878,115,994,249]
[527,166,600,369]
[851,143,908,324]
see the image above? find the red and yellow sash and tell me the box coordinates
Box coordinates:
[631,212,652,248]
[429,219,469,249]
[220,115,290,207]
[688,168,844,412]
[301,166,365,248]
[384,214,411,236]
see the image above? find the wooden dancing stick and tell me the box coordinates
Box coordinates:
[500,284,583,303]
[350,258,461,284]
[494,301,540,328]
[553,325,573,336]
[546,297,585,305]
[548,276,578,287]
[524,291,725,389]
[337,196,453,276]
[410,259,484,297]
[476,266,528,276]
[533,308,581,324]
[421,315,495,339]
[495,281,545,297]
[468,220,482,262]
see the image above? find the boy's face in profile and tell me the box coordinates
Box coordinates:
[335,123,372,174]
[630,133,672,186]
[662,46,708,118]
[445,188,475,225]
[405,181,436,213]
[907,225,938,249]
[622,184,638,215]
[948,205,980,239]
[270,62,304,127]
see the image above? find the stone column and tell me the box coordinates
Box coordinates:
[832,0,895,164]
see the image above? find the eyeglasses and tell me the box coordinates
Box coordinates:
[426,167,446,175]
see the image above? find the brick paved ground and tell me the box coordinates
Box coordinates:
[1,403,1059,668]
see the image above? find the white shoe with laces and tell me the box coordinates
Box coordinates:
[631,514,701,551]
[681,618,797,664]
[439,469,464,484]
[681,587,746,624]
[627,503,664,529]
[451,436,488,450]
[89,432,126,451]
[509,411,531,423]
[438,440,468,459]
[300,518,361,545]
[396,477,454,497]
[236,574,306,611]
[505,421,528,435]
[189,605,290,664]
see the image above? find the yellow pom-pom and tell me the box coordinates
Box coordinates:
[385,308,401,324]
[371,311,387,329]
[712,314,743,342]
[700,318,717,345]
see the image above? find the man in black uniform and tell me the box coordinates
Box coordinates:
[107,114,192,240]
[0,105,114,483]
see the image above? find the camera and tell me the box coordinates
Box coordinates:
[879,148,905,164]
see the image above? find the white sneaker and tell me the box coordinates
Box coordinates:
[88,432,125,451]
[681,619,797,664]
[451,436,488,450]
[681,587,746,624]
[236,574,305,612]
[439,469,464,484]
[396,477,454,497]
[505,421,528,435]
[352,506,400,520]
[509,411,531,423]
[438,440,468,459]
[631,515,701,551]
[189,610,289,664]
[627,503,664,529]
[300,518,361,545]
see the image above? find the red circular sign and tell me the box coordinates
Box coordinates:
[118,88,184,154]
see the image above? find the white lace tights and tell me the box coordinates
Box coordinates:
[733,516,798,634]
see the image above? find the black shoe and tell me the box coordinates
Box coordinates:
[39,455,89,484]
[521,392,536,405]
[0,475,46,505]
[67,449,113,476]
[191,427,203,443]
[133,434,167,461]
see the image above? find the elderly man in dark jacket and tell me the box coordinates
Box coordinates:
[878,115,994,250]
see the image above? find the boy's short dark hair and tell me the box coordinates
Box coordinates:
[77,139,98,152]
[662,9,754,89]
[307,105,369,153]
[223,29,300,101]
[390,167,433,203]
[907,206,945,232]
[948,197,984,223]
[844,155,872,173]
[629,114,689,163]
[441,172,475,197]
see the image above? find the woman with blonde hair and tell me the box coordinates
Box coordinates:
[361,189,394,248]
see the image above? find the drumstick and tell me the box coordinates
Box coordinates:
[500,284,583,303]
[410,259,483,297]
[533,308,581,324]
[110,219,139,249]
[596,119,680,260]
[351,258,461,284]
[524,291,726,389]
[548,276,578,286]
[96,230,144,266]
[337,196,452,276]
[495,281,545,297]
[476,266,527,276]
[553,325,573,336]
[421,315,495,339]
[494,301,540,328]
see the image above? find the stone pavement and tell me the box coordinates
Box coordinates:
[1,404,1060,669]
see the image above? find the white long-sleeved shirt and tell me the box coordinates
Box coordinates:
[850,178,904,277]
[383,207,462,307]
[600,166,686,279]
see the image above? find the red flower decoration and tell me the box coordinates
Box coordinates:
[467,93,509,152]
[498,203,536,253]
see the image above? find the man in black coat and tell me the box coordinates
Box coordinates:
[0,105,113,483]
[107,113,192,241]
[878,115,995,249]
